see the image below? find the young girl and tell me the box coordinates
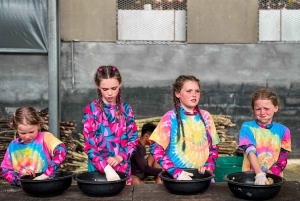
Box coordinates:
[239,89,291,185]
[0,107,67,186]
[149,75,220,180]
[83,65,139,183]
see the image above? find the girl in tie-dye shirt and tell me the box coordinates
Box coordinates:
[149,75,220,180]
[239,89,291,185]
[0,107,67,186]
[83,66,138,184]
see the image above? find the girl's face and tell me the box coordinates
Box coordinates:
[98,78,122,104]
[18,123,40,143]
[253,99,278,125]
[175,80,200,112]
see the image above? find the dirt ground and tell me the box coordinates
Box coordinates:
[284,160,300,182]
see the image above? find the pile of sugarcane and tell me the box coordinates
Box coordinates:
[0,118,15,162]
[135,115,238,156]
[212,115,238,156]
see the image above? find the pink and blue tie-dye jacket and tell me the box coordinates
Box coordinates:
[149,107,220,179]
[0,132,67,186]
[239,120,291,176]
[83,100,139,177]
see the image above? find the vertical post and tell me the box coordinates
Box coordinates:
[48,0,60,137]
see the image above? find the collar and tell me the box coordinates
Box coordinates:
[256,120,273,129]
[179,106,198,116]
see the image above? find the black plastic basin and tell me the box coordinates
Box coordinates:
[159,168,214,195]
[224,172,285,200]
[74,171,129,197]
[19,171,74,197]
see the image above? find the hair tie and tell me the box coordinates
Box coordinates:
[180,76,185,79]
[112,67,116,71]
[269,92,277,97]
[98,67,103,72]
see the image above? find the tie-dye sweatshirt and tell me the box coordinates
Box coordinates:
[149,107,220,178]
[0,132,67,186]
[83,100,139,178]
[239,120,291,176]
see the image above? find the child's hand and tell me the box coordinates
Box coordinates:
[107,156,123,167]
[104,164,121,181]
[33,174,49,180]
[177,170,193,180]
[198,166,207,173]
[255,172,269,185]
[24,169,36,177]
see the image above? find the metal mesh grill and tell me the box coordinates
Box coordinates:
[117,0,187,44]
[259,0,300,43]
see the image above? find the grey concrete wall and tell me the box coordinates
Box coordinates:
[1,42,300,157]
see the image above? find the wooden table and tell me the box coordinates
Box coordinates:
[0,181,299,200]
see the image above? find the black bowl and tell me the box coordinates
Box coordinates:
[74,171,129,197]
[159,168,214,195]
[224,172,285,200]
[19,171,74,197]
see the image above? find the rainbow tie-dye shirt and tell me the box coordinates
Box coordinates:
[1,132,65,185]
[150,107,220,170]
[239,120,291,174]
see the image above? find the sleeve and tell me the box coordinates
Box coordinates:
[268,148,289,176]
[43,132,64,156]
[83,104,108,172]
[119,104,139,163]
[204,144,219,172]
[281,126,291,152]
[1,146,20,186]
[238,123,257,156]
[132,145,162,176]
[1,168,20,186]
[44,143,67,177]
[150,141,181,179]
[149,111,173,149]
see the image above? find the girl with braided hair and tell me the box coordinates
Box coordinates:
[149,75,220,180]
[83,65,138,184]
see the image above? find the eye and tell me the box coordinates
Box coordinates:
[102,88,108,91]
[112,87,117,90]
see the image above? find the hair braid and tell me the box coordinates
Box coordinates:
[172,75,201,152]
[195,105,212,149]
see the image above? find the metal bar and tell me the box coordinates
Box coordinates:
[71,40,75,91]
[48,0,60,137]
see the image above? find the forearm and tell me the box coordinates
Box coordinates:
[269,148,289,176]
[248,152,263,174]
[1,168,20,186]
[150,141,181,179]
[204,144,219,172]
[44,143,67,177]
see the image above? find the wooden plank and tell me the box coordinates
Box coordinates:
[0,185,133,200]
